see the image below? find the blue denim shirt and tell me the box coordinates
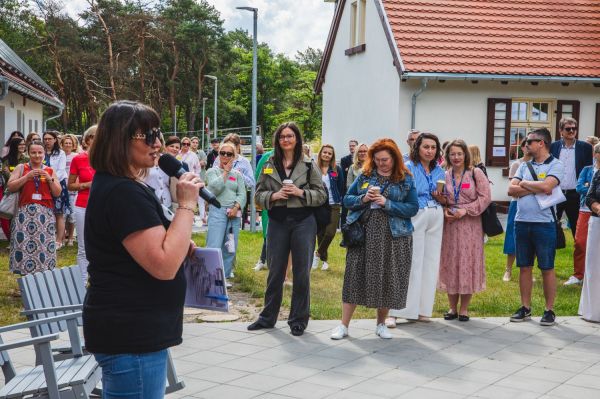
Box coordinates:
[326,165,346,204]
[343,172,419,237]
[577,165,597,209]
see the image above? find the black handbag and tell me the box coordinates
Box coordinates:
[341,210,372,248]
[303,162,332,230]
[472,169,503,237]
[525,162,566,249]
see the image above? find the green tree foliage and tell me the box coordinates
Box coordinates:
[0,0,323,143]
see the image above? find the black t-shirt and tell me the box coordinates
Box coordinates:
[82,172,186,354]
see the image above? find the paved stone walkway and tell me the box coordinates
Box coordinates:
[3,317,600,398]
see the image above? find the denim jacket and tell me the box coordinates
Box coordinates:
[326,165,345,204]
[577,165,596,208]
[343,171,419,237]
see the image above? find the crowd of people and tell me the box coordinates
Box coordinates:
[2,99,600,398]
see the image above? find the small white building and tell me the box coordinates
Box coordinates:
[316,0,600,201]
[0,38,64,142]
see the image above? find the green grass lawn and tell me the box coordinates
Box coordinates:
[0,231,581,326]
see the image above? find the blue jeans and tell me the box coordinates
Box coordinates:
[94,349,167,399]
[515,221,556,270]
[206,205,241,277]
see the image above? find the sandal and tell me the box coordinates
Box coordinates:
[458,314,470,322]
[444,312,458,320]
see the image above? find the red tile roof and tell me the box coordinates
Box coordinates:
[384,0,600,78]
[315,0,600,93]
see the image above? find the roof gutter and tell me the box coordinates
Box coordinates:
[0,77,8,100]
[44,108,63,131]
[402,72,600,84]
[411,78,428,129]
[5,78,64,110]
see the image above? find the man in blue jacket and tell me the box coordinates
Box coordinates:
[550,117,592,241]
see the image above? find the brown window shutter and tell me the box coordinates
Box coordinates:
[555,100,580,140]
[486,98,511,167]
[595,103,600,138]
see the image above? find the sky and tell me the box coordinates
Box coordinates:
[60,0,335,58]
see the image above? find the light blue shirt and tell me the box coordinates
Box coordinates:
[406,160,445,209]
[513,156,564,223]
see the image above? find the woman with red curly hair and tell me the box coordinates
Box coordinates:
[331,138,419,340]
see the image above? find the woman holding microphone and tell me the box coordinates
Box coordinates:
[249,122,326,336]
[83,100,202,398]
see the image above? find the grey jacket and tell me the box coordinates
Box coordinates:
[255,155,327,210]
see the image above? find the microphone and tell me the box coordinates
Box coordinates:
[158,153,222,208]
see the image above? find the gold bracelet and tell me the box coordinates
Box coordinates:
[177,205,196,213]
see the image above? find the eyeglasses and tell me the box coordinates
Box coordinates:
[279,134,295,142]
[131,127,162,146]
[181,142,191,147]
[564,127,577,132]
[526,138,544,145]
[219,151,234,157]
[357,150,368,154]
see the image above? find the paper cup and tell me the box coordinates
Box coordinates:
[436,180,445,193]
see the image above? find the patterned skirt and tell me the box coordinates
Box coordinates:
[342,209,413,309]
[9,203,57,275]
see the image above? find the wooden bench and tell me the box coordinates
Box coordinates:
[18,266,185,395]
[0,312,102,399]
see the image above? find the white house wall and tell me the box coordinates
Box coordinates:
[0,90,43,143]
[321,0,400,156]
[398,79,600,200]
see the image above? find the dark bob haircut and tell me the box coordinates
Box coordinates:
[90,100,160,178]
[272,122,304,172]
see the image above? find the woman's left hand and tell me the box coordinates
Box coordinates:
[453,208,467,219]
[282,184,304,197]
[227,206,239,219]
[373,194,386,207]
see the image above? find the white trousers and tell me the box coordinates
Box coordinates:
[389,206,444,319]
[197,197,206,219]
[579,216,600,322]
[74,206,89,284]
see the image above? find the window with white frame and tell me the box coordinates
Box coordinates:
[349,0,366,49]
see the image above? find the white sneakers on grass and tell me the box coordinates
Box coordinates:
[254,260,267,271]
[564,276,582,286]
[321,262,329,271]
[330,324,348,340]
[311,255,320,270]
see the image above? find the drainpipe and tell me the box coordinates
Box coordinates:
[410,78,428,129]
[0,77,8,100]
[44,107,64,131]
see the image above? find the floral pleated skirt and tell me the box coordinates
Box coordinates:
[9,203,57,275]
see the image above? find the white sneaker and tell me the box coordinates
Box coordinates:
[375,323,392,339]
[502,269,511,282]
[384,317,397,328]
[311,255,320,270]
[564,276,583,286]
[321,262,329,271]
[330,324,348,340]
[254,261,267,271]
[225,280,233,288]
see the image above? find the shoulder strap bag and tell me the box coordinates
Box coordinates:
[525,162,566,249]
[0,164,24,219]
[303,161,332,230]
[472,169,503,237]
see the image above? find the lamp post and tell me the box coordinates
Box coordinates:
[205,75,218,140]
[201,97,208,150]
[237,6,258,233]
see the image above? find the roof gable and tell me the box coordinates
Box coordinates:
[316,0,600,93]
[0,39,63,109]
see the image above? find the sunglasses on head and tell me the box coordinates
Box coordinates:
[526,138,544,145]
[564,127,577,132]
[131,128,162,146]
[219,151,234,157]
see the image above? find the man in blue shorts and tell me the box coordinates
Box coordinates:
[508,127,564,326]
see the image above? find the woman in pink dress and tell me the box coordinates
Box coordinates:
[438,139,491,321]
